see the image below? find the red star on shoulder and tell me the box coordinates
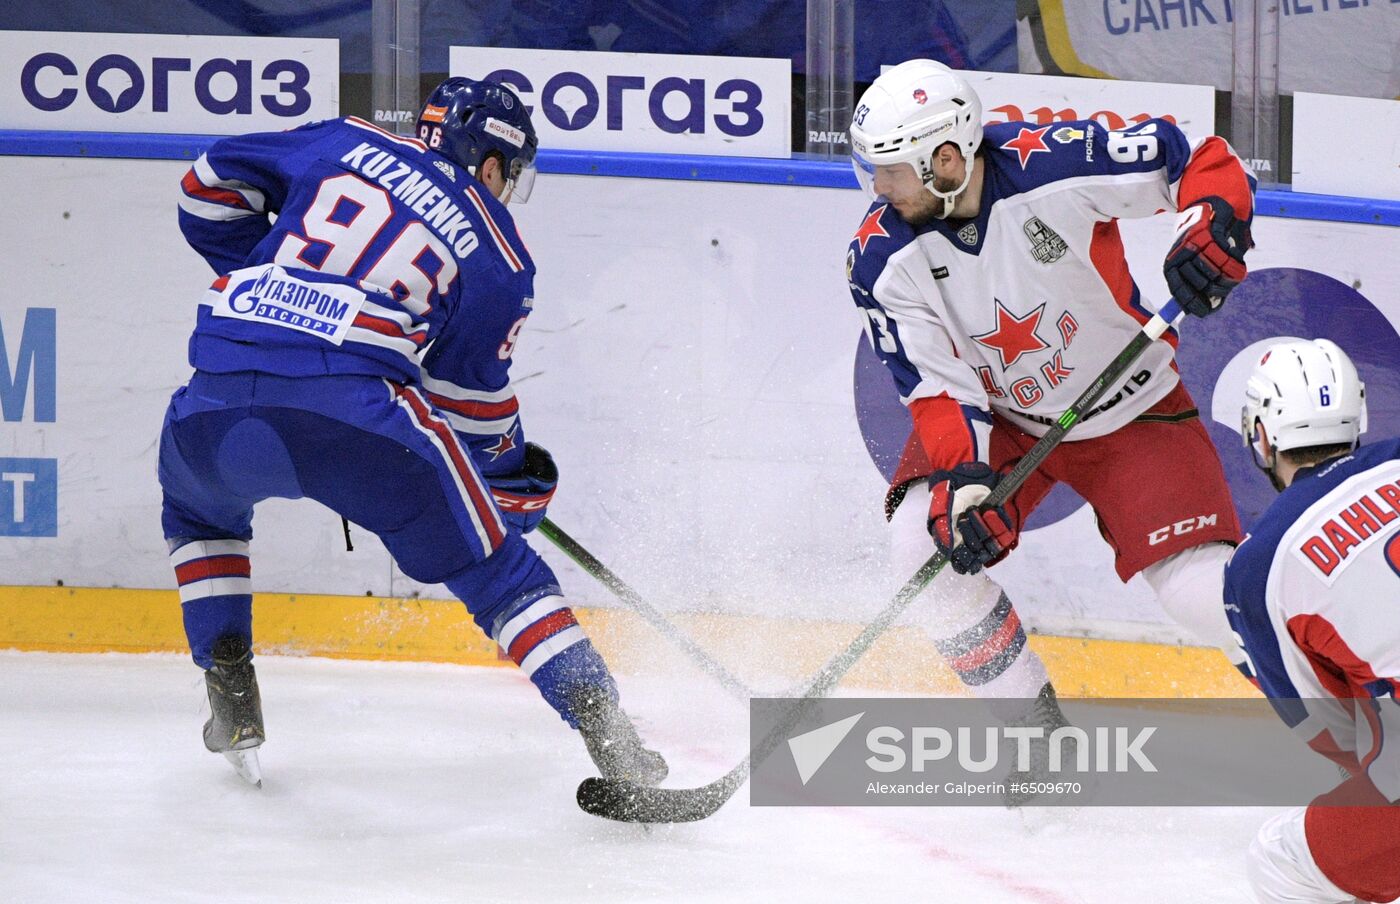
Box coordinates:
[973,300,1050,370]
[1000,126,1052,170]
[484,425,518,460]
[854,204,891,254]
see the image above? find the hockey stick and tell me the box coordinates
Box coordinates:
[537,518,759,700]
[575,298,1185,823]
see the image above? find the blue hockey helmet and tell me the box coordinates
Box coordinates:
[417,76,539,203]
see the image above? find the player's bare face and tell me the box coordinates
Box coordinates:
[872,163,941,224]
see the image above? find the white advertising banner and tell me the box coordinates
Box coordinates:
[0,31,338,134]
[878,67,1216,139]
[449,46,790,158]
[3,156,1399,646]
[958,69,1216,138]
[1293,92,1400,202]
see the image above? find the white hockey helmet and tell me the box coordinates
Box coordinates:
[849,60,983,217]
[1241,338,1367,470]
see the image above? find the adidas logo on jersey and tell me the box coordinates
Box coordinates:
[434,160,457,181]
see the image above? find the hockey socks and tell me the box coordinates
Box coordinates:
[891,483,1050,698]
[170,538,253,669]
[492,590,618,728]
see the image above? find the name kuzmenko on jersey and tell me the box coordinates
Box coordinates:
[340,143,480,259]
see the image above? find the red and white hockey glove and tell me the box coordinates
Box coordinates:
[927,462,1017,576]
[1163,195,1252,318]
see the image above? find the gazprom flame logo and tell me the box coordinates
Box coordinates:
[227,269,274,314]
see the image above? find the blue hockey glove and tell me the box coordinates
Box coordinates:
[488,442,558,534]
[928,462,1018,575]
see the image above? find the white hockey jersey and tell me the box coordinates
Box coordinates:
[847,118,1255,477]
[1224,440,1400,805]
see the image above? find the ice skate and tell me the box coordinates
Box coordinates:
[568,686,668,786]
[1002,682,1074,808]
[202,634,265,788]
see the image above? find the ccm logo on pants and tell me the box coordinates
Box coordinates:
[1148,514,1219,546]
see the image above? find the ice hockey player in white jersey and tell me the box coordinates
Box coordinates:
[845,60,1257,762]
[1225,339,1400,904]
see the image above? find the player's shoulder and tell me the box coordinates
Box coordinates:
[203,117,344,161]
[982,120,1104,191]
[318,115,431,160]
[319,117,534,277]
[1230,439,1400,592]
[460,180,536,279]
[847,200,916,291]
[983,117,1187,194]
[1281,439,1400,515]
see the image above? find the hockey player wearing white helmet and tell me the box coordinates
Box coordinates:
[844,59,1258,784]
[1224,339,1399,904]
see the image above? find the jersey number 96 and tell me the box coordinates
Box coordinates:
[274,174,458,312]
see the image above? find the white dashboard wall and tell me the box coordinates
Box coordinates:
[3,155,1399,644]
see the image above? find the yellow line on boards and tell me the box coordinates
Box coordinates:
[0,585,1253,698]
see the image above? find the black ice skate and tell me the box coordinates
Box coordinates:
[1002,682,1074,808]
[568,687,668,786]
[202,634,265,787]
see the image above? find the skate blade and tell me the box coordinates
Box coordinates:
[222,748,263,788]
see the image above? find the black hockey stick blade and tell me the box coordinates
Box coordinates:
[577,772,742,823]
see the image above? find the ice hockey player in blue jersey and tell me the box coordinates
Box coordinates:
[161,76,666,790]
[1224,339,1400,904]
[845,60,1256,799]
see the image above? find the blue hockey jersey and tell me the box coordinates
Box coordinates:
[178,116,535,474]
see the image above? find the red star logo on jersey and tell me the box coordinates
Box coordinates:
[1000,126,1052,170]
[484,423,518,460]
[854,204,891,254]
[973,300,1051,369]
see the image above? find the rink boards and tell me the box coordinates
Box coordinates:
[2,147,1400,696]
[0,585,1242,698]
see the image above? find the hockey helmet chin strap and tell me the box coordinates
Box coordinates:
[922,153,976,220]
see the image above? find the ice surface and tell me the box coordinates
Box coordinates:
[0,651,1272,903]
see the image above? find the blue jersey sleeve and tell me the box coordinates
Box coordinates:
[177,121,337,274]
[985,118,1253,223]
[418,274,536,477]
[1223,534,1313,729]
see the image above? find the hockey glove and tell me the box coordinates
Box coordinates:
[928,462,1017,576]
[1163,195,1252,318]
[488,442,558,534]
